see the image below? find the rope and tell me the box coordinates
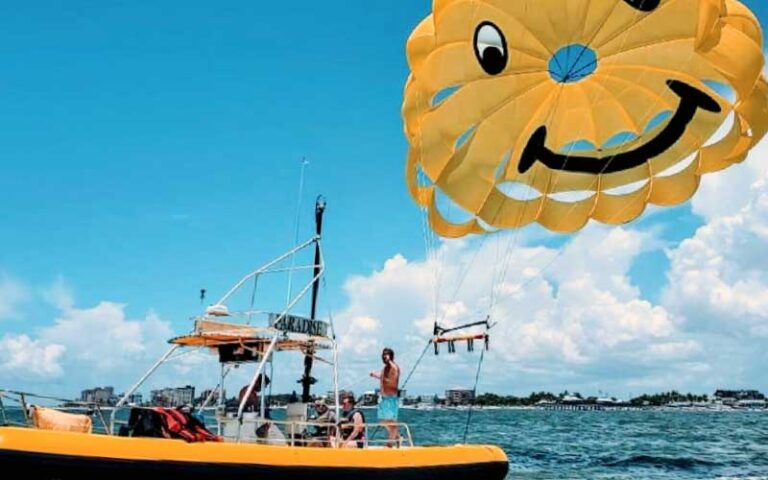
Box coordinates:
[321,277,338,340]
[408,4,654,443]
[462,345,486,444]
[486,1,657,318]
[400,339,433,391]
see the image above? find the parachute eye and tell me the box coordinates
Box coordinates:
[623,0,661,11]
[474,22,507,75]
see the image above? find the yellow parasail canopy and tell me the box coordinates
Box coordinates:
[403,0,767,237]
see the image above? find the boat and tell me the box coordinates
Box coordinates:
[734,399,767,410]
[0,199,509,480]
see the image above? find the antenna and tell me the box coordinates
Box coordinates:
[286,158,310,307]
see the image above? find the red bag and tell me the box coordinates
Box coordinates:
[150,408,222,443]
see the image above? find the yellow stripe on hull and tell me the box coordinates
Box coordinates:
[0,427,508,469]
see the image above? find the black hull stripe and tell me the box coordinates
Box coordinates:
[0,449,510,480]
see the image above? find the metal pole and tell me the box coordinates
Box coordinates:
[111,344,179,431]
[309,198,325,321]
[198,365,231,415]
[259,364,267,419]
[217,236,318,306]
[0,393,8,425]
[319,254,340,421]
[332,339,341,423]
[94,406,110,435]
[237,334,279,423]
[19,393,30,426]
[217,363,226,435]
[271,259,324,327]
[301,197,325,403]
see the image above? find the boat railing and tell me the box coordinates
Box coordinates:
[219,416,414,448]
[0,389,112,433]
[2,393,416,449]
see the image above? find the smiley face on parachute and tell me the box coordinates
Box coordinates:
[402,0,768,237]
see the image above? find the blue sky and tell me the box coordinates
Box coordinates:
[1,1,768,399]
[0,1,431,317]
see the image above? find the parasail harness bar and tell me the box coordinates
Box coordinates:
[432,317,491,355]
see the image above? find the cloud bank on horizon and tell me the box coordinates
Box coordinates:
[1,140,767,399]
[332,139,768,397]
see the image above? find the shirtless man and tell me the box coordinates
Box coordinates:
[370,347,400,446]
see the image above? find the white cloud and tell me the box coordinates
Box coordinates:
[691,140,768,221]
[338,315,381,356]
[330,140,768,397]
[645,340,702,360]
[333,224,681,396]
[40,302,172,371]
[35,297,227,395]
[0,334,65,378]
[0,277,218,397]
[1,141,766,400]
[0,275,314,399]
[664,151,768,332]
[42,276,75,311]
[658,140,768,389]
[0,275,29,320]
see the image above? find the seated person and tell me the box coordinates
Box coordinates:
[336,395,366,449]
[307,398,336,447]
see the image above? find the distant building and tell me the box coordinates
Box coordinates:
[81,387,116,405]
[561,395,582,404]
[735,399,767,409]
[196,389,222,406]
[596,397,622,406]
[714,389,765,406]
[445,388,475,406]
[151,386,195,407]
[127,393,143,405]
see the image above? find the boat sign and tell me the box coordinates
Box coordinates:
[269,313,329,338]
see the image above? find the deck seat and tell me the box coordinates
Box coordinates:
[31,406,92,433]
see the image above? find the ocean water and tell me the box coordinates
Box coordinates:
[398,408,768,480]
[3,406,767,479]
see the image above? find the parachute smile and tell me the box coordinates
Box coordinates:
[517,80,722,175]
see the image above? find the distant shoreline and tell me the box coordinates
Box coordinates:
[383,405,767,413]
[2,405,764,414]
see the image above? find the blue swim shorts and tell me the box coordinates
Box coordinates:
[377,395,399,422]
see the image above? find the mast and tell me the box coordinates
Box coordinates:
[300,196,326,403]
[310,196,325,320]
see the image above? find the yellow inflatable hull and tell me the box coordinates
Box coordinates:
[0,427,509,479]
